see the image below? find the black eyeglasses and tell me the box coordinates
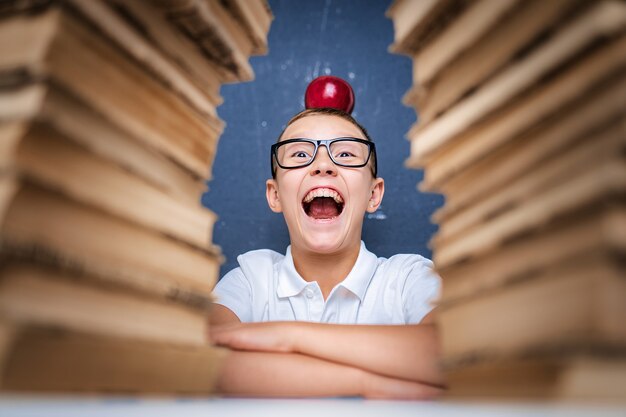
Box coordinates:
[271,137,377,178]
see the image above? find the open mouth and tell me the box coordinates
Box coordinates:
[302,188,344,220]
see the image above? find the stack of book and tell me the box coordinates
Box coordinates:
[388,0,625,400]
[0,0,271,393]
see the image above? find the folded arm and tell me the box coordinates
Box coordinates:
[217,349,442,399]
[292,319,443,386]
[210,305,445,388]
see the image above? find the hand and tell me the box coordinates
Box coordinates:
[210,321,300,353]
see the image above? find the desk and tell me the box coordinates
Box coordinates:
[0,397,625,417]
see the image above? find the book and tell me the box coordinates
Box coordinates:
[388,0,626,401]
[150,0,257,82]
[64,0,222,118]
[444,354,626,401]
[410,0,521,88]
[0,83,206,206]
[417,38,626,190]
[0,262,210,346]
[1,119,217,250]
[0,8,222,179]
[0,0,271,395]
[432,119,624,247]
[221,0,273,56]
[102,0,225,106]
[431,77,626,222]
[406,1,626,165]
[402,0,528,110]
[439,254,626,365]
[0,176,220,306]
[405,0,582,122]
[0,318,13,367]
[0,326,225,393]
[386,0,464,56]
[438,205,626,305]
[433,156,626,269]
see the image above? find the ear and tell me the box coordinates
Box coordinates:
[366,178,384,213]
[266,179,282,213]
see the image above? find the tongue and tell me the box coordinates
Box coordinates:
[308,197,339,219]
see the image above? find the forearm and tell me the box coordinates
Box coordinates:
[210,320,446,387]
[293,323,445,386]
[216,349,441,399]
[216,349,363,397]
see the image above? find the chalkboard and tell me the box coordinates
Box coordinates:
[202,0,444,278]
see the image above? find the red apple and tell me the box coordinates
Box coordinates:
[305,76,355,114]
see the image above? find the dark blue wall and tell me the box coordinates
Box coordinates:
[203,0,443,277]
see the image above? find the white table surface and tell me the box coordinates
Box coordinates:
[0,397,625,417]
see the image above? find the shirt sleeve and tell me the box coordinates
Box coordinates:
[212,267,253,322]
[401,256,442,324]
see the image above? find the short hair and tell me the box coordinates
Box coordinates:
[278,107,373,142]
[272,107,377,178]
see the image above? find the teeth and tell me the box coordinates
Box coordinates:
[303,188,344,204]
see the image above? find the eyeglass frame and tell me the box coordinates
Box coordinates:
[271,137,377,179]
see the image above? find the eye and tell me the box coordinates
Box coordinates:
[291,151,311,158]
[331,141,364,160]
[336,151,355,158]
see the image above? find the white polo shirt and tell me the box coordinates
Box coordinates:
[212,241,441,324]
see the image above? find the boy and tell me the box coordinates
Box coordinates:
[210,107,444,399]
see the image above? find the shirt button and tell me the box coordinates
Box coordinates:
[305,288,314,299]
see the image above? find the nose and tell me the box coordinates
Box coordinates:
[309,145,337,176]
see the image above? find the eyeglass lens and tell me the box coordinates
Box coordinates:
[276,139,370,168]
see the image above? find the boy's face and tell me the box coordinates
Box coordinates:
[266,115,384,255]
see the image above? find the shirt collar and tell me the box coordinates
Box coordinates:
[338,241,378,301]
[276,241,379,301]
[276,246,308,298]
